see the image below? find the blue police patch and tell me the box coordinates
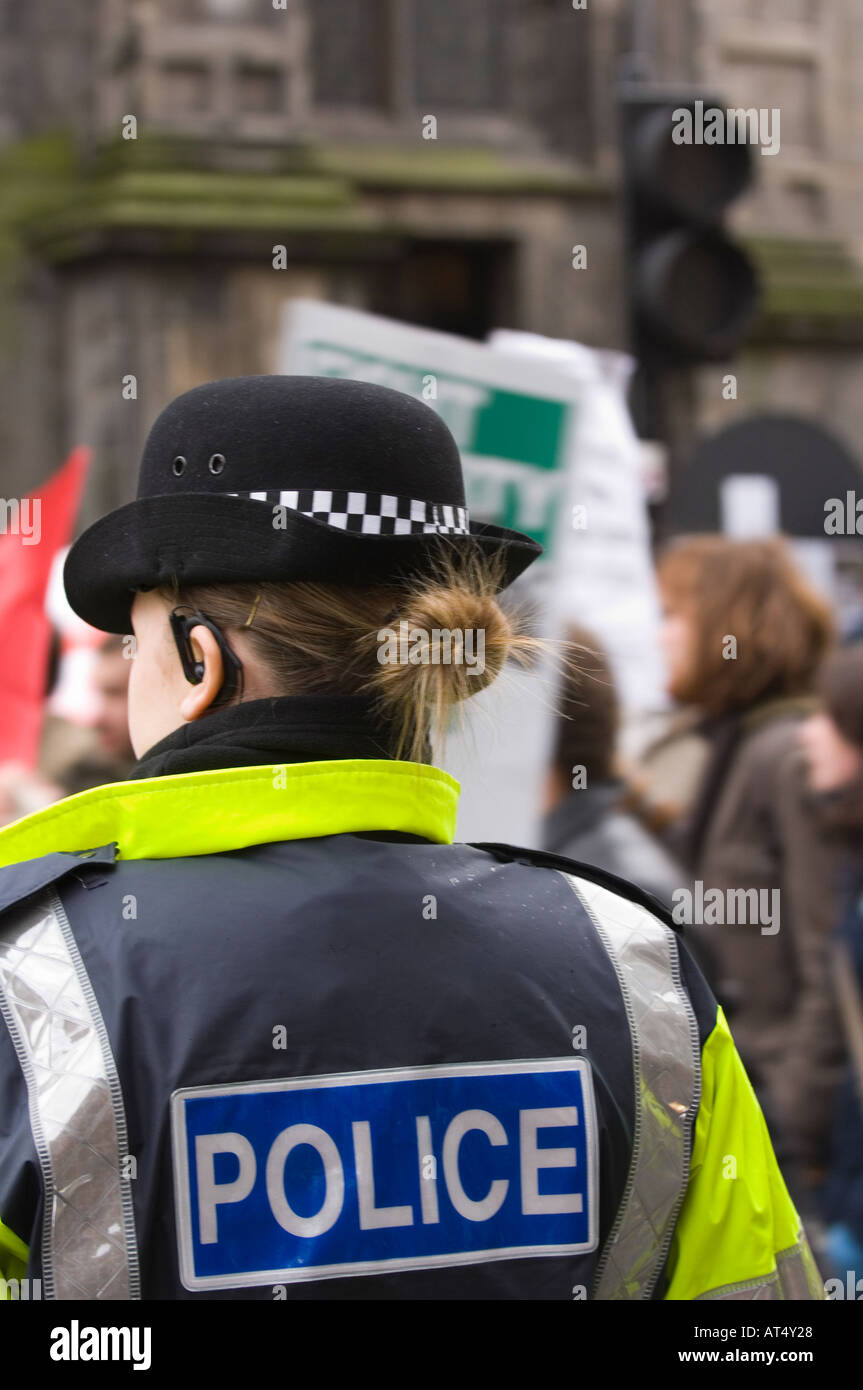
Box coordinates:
[170,1058,598,1290]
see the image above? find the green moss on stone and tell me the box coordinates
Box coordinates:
[745,236,863,320]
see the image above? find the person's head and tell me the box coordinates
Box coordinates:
[92,633,135,762]
[800,644,863,794]
[656,534,835,716]
[127,545,543,763]
[65,376,547,762]
[545,625,619,807]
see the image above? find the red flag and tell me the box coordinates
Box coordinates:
[0,447,91,766]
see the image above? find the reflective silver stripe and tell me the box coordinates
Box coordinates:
[696,1233,824,1300]
[696,1274,782,1301]
[0,887,140,1299]
[561,874,701,1300]
[776,1234,825,1299]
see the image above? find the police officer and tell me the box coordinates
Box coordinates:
[0,376,822,1301]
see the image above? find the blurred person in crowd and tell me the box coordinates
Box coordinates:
[628,705,710,840]
[91,633,136,770]
[800,644,863,1283]
[37,626,101,788]
[55,755,133,799]
[38,626,133,795]
[655,534,845,1195]
[7,626,90,813]
[48,633,137,795]
[541,623,684,913]
[0,763,63,828]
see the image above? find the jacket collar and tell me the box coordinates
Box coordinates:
[0,759,460,867]
[128,693,423,779]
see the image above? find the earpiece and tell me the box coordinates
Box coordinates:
[169,608,244,708]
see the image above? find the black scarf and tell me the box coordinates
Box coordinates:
[130,694,410,780]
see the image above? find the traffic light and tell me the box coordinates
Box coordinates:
[619,88,761,367]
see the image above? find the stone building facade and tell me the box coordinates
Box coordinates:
[0,0,861,526]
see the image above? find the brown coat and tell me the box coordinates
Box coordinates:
[685,698,846,1171]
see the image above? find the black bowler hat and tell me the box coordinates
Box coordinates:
[64,375,543,634]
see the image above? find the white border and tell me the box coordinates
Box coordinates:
[171,1057,598,1291]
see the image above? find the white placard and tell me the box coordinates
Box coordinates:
[720,473,780,538]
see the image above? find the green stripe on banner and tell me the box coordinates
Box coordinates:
[472,391,565,471]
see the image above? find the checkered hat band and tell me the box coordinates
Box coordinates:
[224,489,470,537]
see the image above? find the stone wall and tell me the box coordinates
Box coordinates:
[0,0,861,514]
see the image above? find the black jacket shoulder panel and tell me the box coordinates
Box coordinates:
[467,841,722,1043]
[466,841,678,932]
[0,843,118,920]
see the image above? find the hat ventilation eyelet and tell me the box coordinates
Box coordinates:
[208,453,226,475]
[172,456,186,477]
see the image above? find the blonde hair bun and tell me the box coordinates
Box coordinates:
[159,543,554,763]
